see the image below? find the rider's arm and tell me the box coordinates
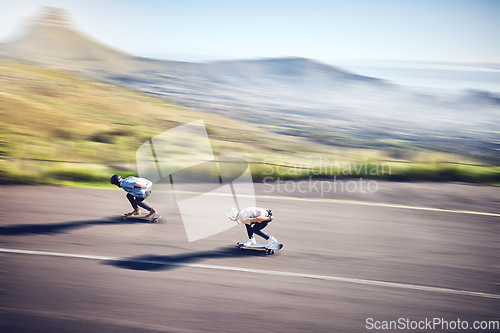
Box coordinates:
[134,180,152,188]
[248,216,269,223]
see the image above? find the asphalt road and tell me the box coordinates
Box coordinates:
[0,181,499,332]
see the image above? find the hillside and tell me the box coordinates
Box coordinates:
[0,59,333,185]
[2,8,492,165]
[0,7,498,185]
[1,60,498,185]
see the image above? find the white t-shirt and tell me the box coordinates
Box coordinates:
[237,207,269,224]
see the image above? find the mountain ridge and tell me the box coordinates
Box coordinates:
[0,7,385,87]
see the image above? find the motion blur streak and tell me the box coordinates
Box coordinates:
[1,247,499,300]
[173,191,500,217]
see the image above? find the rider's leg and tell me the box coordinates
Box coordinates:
[126,193,139,211]
[135,198,153,212]
[245,224,254,238]
[133,196,156,217]
[252,221,270,240]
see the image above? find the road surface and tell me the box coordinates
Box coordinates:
[0,181,499,332]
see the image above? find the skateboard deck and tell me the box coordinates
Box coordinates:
[122,213,161,223]
[237,241,283,255]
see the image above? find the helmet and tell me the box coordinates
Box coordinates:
[110,174,121,186]
[226,207,239,221]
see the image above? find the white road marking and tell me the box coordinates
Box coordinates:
[176,191,500,217]
[258,194,500,217]
[1,247,499,300]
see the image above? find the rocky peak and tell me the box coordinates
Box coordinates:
[33,7,74,28]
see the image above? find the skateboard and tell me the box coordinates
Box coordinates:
[122,213,161,223]
[237,241,283,255]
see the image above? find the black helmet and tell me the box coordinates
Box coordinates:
[110,174,121,185]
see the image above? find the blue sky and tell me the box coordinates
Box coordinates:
[1,0,499,64]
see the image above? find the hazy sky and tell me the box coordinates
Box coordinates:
[1,0,499,64]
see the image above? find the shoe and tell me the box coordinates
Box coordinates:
[145,209,157,218]
[243,238,256,246]
[125,210,141,216]
[267,236,277,246]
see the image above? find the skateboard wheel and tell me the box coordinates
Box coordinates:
[270,250,275,255]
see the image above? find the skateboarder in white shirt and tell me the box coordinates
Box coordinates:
[226,207,278,247]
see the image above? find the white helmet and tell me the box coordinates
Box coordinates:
[226,207,239,221]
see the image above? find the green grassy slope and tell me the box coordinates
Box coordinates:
[0,60,332,185]
[1,60,498,186]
